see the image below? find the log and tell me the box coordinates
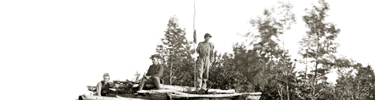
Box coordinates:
[87,86,97,91]
[137,90,188,95]
[87,82,134,91]
[79,94,148,100]
[161,85,237,94]
[207,89,235,94]
[113,84,132,88]
[89,84,261,95]
[240,92,262,96]
[132,84,156,88]
[247,96,261,100]
[113,80,137,84]
[169,93,243,98]
[137,90,248,98]
[161,84,196,92]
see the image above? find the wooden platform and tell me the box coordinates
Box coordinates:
[79,94,260,100]
[79,89,261,100]
[137,90,261,100]
[79,95,148,100]
[82,84,261,100]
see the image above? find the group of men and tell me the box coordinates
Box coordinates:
[96,33,214,96]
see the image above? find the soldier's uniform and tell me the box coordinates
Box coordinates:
[196,33,214,89]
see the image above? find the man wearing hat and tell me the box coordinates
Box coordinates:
[97,73,114,96]
[196,33,214,90]
[138,54,164,91]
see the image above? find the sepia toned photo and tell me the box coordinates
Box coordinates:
[1,0,374,100]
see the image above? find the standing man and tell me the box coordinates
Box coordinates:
[138,54,164,91]
[97,73,114,96]
[196,33,214,90]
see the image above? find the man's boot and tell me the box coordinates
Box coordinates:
[202,79,207,90]
[196,79,207,94]
[196,79,202,90]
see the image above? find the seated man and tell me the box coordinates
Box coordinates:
[96,73,114,96]
[138,54,164,90]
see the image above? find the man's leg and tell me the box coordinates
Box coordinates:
[151,76,161,89]
[138,78,146,91]
[202,57,210,89]
[196,57,204,90]
[139,78,157,90]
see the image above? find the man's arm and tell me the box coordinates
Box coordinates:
[210,42,215,62]
[97,82,102,96]
[145,65,152,76]
[196,42,201,54]
[143,74,150,79]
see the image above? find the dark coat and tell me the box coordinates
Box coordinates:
[146,64,164,78]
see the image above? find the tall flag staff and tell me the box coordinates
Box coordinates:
[193,0,197,89]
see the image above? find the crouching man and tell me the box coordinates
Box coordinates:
[97,73,114,96]
[138,54,164,91]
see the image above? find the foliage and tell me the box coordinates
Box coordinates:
[156,15,195,86]
[134,70,141,83]
[133,1,375,100]
[296,0,343,99]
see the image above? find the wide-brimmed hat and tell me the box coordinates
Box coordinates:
[150,54,161,59]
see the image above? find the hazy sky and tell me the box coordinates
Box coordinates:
[1,0,374,100]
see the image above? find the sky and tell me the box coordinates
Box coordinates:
[1,0,374,100]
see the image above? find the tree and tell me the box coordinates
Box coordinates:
[208,52,242,90]
[157,15,193,85]
[134,70,141,83]
[353,64,375,99]
[298,0,341,99]
[333,62,375,100]
[240,1,296,100]
[335,63,357,100]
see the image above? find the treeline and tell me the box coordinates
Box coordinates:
[139,0,375,100]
